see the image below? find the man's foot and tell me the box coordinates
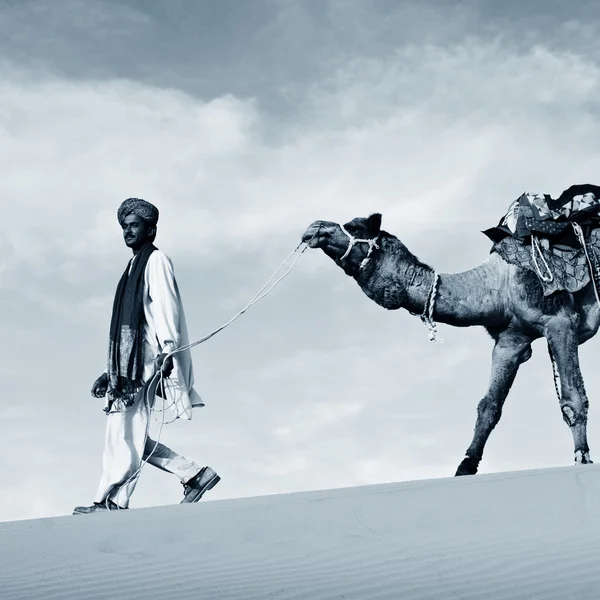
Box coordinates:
[73,499,126,515]
[181,466,220,504]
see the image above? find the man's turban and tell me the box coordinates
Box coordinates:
[117,198,159,226]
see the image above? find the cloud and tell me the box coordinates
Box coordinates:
[3,32,600,278]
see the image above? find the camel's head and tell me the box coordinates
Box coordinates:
[301,213,383,276]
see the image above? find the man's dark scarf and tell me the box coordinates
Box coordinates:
[106,242,157,412]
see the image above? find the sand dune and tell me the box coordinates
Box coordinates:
[2,465,600,599]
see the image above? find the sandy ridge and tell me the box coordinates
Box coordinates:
[1,465,600,599]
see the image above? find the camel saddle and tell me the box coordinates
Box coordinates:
[483,184,600,296]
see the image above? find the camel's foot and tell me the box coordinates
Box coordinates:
[575,450,593,464]
[455,455,479,476]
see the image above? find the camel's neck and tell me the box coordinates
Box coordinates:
[358,239,502,328]
[401,262,439,316]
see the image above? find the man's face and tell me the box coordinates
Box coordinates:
[121,214,155,250]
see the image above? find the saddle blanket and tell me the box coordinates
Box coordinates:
[493,230,600,296]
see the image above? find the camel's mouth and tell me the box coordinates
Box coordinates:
[304,235,323,248]
[301,221,332,248]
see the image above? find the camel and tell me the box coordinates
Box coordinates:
[301,212,600,475]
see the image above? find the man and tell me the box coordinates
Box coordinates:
[74,198,219,514]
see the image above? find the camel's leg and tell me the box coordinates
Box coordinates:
[455,331,532,476]
[545,316,592,465]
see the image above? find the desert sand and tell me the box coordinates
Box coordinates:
[2,464,600,599]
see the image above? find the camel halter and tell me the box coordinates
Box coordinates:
[339,224,380,269]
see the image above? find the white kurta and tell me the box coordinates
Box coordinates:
[94,249,204,508]
[104,249,204,418]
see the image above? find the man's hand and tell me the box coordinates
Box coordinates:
[91,373,109,398]
[155,353,174,378]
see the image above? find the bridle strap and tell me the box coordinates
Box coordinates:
[339,224,380,269]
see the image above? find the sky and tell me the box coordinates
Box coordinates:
[2,0,600,522]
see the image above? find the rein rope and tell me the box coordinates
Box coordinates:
[109,238,312,509]
[168,242,310,357]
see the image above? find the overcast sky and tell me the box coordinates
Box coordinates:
[2,0,600,522]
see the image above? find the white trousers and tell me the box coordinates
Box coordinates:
[94,389,201,508]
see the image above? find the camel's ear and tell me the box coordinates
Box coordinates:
[366,213,382,235]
